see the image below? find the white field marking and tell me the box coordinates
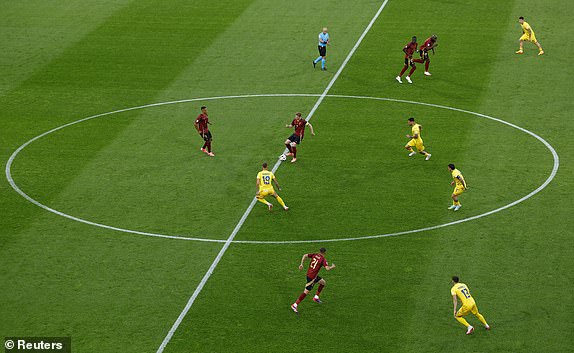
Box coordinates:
[154,2,391,352]
[4,94,320,243]
[5,94,559,244]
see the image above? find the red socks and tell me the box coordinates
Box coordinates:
[206,141,211,153]
[425,61,429,71]
[285,144,293,153]
[292,147,297,158]
[399,66,407,76]
[409,66,416,76]
[316,284,324,296]
[296,292,307,304]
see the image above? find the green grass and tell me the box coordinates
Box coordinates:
[0,0,572,352]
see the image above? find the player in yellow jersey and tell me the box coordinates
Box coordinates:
[451,276,490,335]
[516,16,544,55]
[448,164,466,211]
[256,162,288,211]
[405,118,431,160]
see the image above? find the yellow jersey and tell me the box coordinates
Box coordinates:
[412,123,423,141]
[257,170,275,191]
[451,282,475,306]
[452,169,466,188]
[521,21,534,36]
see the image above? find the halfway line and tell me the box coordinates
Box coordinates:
[155,1,390,351]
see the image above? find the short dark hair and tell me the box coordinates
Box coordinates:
[519,16,524,20]
[412,36,417,41]
[200,106,207,110]
[262,162,268,168]
[448,163,455,170]
[319,247,326,253]
[408,117,415,122]
[295,112,302,117]
[452,276,460,283]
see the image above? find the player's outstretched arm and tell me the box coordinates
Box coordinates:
[273,178,281,191]
[285,124,293,128]
[326,263,336,271]
[299,254,309,270]
[307,122,316,136]
[194,121,200,132]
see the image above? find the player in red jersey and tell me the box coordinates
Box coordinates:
[290,248,336,313]
[194,106,215,157]
[284,112,315,163]
[396,36,418,84]
[417,35,438,76]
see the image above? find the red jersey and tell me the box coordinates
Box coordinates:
[403,41,417,58]
[306,253,328,279]
[291,118,307,137]
[420,38,435,52]
[195,113,209,133]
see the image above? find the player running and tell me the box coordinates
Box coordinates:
[516,17,544,55]
[417,35,438,76]
[256,162,288,211]
[194,106,214,157]
[405,118,431,160]
[451,276,490,335]
[396,36,418,84]
[448,164,466,211]
[313,27,330,71]
[284,112,315,163]
[291,248,336,313]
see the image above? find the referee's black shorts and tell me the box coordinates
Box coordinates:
[318,45,327,57]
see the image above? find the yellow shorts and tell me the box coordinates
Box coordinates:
[456,303,478,317]
[407,138,425,152]
[520,33,537,42]
[453,186,465,196]
[257,188,275,198]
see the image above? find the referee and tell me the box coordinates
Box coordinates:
[312,27,330,71]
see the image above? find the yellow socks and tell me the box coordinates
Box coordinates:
[257,197,269,205]
[454,201,461,206]
[475,312,488,326]
[275,195,286,208]
[456,316,471,327]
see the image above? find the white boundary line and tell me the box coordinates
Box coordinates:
[154,2,390,351]
[5,94,559,244]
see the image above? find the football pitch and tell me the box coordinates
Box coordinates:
[1,0,572,352]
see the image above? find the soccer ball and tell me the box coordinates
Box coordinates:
[279,154,287,161]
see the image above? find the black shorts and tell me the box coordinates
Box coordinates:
[318,45,326,56]
[419,50,429,61]
[404,57,414,67]
[305,276,322,291]
[287,134,302,145]
[200,130,212,141]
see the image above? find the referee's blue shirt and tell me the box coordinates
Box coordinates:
[318,32,329,47]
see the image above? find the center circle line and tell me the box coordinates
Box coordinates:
[4,94,559,244]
